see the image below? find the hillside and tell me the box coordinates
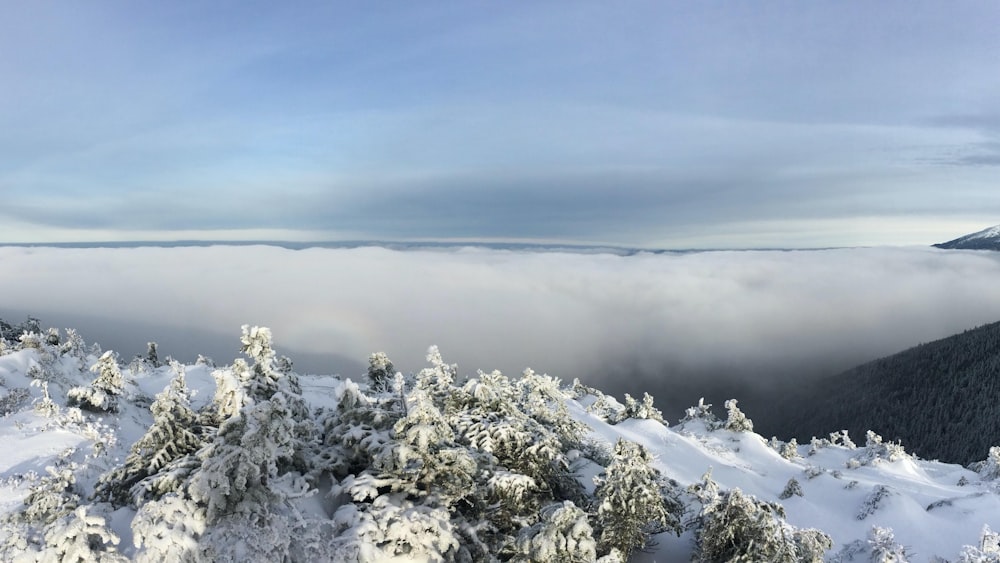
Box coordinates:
[934,225,1000,250]
[1,321,1000,561]
[785,320,1000,465]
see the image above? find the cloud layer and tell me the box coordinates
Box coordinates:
[4,245,1000,423]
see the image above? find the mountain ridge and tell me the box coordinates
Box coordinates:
[934,224,1000,250]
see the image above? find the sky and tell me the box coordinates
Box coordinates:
[2,1,999,248]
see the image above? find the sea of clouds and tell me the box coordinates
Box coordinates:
[4,244,1000,423]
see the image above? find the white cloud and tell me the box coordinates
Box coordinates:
[4,245,1000,402]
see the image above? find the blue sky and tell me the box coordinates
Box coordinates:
[3,1,999,248]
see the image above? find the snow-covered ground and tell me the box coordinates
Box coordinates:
[1,327,998,561]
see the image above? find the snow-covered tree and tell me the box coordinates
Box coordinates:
[971,446,1000,480]
[145,341,160,368]
[850,430,907,467]
[868,526,911,562]
[416,345,457,400]
[330,493,460,562]
[680,397,721,430]
[386,388,478,505]
[95,363,204,506]
[315,379,400,478]
[594,439,681,559]
[67,351,124,413]
[41,506,126,563]
[616,392,666,425]
[780,477,804,499]
[19,465,80,528]
[958,525,1000,563]
[188,391,306,523]
[691,477,831,563]
[724,398,754,432]
[513,501,596,563]
[131,493,206,563]
[366,352,395,394]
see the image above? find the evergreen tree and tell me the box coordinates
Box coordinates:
[41,506,126,563]
[594,439,680,559]
[779,477,804,499]
[94,363,204,506]
[724,399,754,432]
[188,392,305,524]
[366,352,395,394]
[690,472,831,563]
[67,351,124,413]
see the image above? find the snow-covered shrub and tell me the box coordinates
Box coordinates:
[958,525,1000,563]
[770,437,800,460]
[331,493,460,562]
[803,465,825,479]
[849,430,907,467]
[0,387,30,416]
[868,526,911,562]
[780,477,804,499]
[830,429,857,449]
[679,398,721,430]
[585,392,620,422]
[131,493,206,563]
[513,500,596,563]
[809,436,830,455]
[970,446,1000,480]
[723,398,753,432]
[857,484,893,520]
[387,388,478,504]
[41,506,126,562]
[19,465,80,527]
[690,472,831,563]
[594,439,681,559]
[615,392,666,425]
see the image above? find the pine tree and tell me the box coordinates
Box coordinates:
[95,363,204,506]
[67,351,124,413]
[366,352,395,394]
[594,439,680,559]
[779,478,804,499]
[188,392,304,523]
[691,475,831,563]
[724,399,754,432]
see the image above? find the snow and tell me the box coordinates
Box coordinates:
[2,332,1000,561]
[965,225,1000,241]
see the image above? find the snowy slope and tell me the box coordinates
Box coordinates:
[1,330,999,561]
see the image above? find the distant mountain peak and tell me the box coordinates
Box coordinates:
[933,224,1000,250]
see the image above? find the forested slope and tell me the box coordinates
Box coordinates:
[786,320,1000,464]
